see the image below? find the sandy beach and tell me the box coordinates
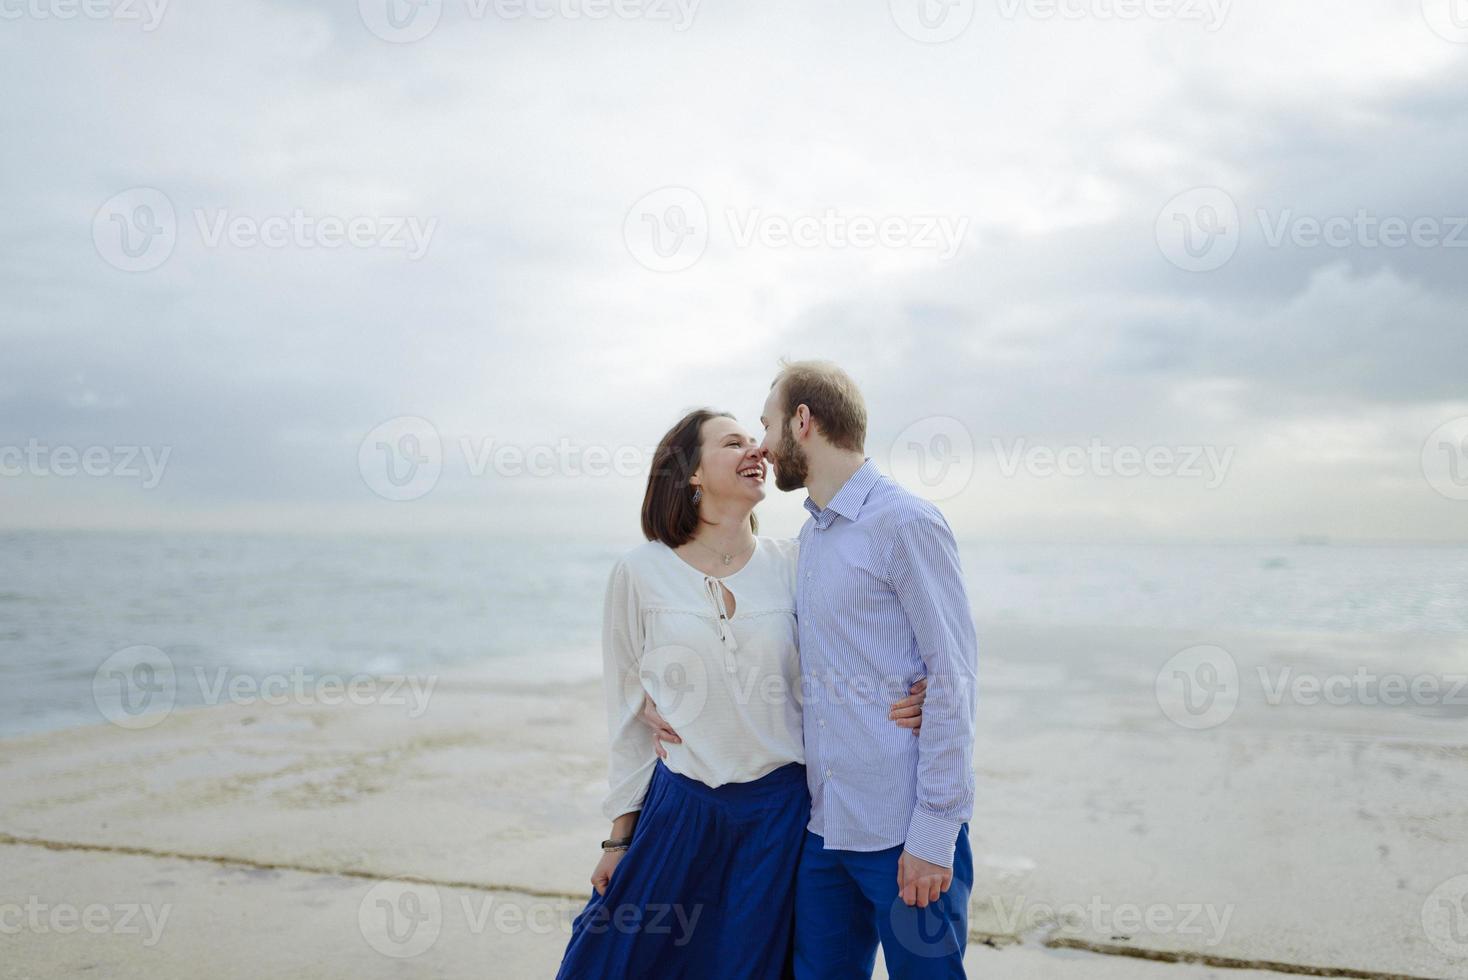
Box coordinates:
[3,623,1466,979]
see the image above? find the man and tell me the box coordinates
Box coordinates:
[646,359,978,977]
[758,360,978,978]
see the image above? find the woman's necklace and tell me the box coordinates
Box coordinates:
[689,534,756,567]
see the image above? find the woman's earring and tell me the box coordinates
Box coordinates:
[691,487,703,505]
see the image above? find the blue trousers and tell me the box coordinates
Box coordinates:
[556,759,810,980]
[793,826,972,979]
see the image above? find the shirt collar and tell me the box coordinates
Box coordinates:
[803,457,881,528]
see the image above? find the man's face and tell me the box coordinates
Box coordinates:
[760,383,809,492]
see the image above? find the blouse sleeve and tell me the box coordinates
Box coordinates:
[599,558,658,821]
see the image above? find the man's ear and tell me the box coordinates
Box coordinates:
[794,405,812,439]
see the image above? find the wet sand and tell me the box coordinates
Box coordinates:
[1,624,1465,978]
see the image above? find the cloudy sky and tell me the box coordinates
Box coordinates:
[2,0,1466,542]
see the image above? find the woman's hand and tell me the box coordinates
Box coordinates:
[889,677,928,736]
[591,848,626,896]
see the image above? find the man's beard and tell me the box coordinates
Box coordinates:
[771,425,809,492]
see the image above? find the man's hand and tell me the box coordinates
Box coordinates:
[889,677,927,736]
[897,849,952,908]
[640,699,681,759]
[648,679,926,749]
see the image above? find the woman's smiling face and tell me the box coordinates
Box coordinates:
[692,416,767,507]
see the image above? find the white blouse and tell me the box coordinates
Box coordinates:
[600,535,805,821]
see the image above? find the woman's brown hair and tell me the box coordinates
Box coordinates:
[641,408,758,547]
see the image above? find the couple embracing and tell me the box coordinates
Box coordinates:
[556,361,979,979]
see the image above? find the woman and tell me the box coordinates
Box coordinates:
[555,408,926,979]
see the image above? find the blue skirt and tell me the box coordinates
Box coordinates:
[556,759,810,980]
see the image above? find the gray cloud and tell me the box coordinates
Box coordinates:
[1,1,1465,540]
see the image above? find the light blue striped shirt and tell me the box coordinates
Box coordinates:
[796,458,978,868]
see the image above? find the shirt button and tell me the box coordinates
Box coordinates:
[824,767,832,779]
[818,718,826,728]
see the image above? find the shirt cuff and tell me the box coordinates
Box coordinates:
[904,808,962,868]
[603,803,643,822]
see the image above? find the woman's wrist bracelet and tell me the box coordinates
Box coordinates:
[601,837,632,851]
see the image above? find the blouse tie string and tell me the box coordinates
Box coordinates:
[703,575,739,673]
